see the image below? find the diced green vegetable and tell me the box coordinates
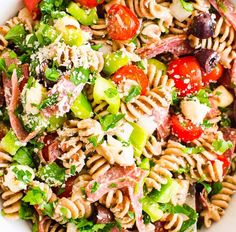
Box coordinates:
[70,67,90,86]
[13,147,34,167]
[149,178,180,203]
[71,93,93,119]
[36,22,59,45]
[0,130,22,155]
[148,59,167,74]
[139,158,150,170]
[103,51,129,76]
[93,76,120,114]
[142,197,163,222]
[99,113,125,131]
[37,163,65,187]
[129,122,149,157]
[22,186,47,205]
[67,2,98,26]
[5,24,26,44]
[47,115,67,132]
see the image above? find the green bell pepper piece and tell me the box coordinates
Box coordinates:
[129,122,149,157]
[63,28,84,47]
[139,157,150,170]
[67,2,98,26]
[0,130,22,155]
[71,93,93,119]
[103,51,130,76]
[36,22,59,46]
[142,197,163,222]
[148,59,167,74]
[93,76,120,114]
[47,115,67,132]
[149,178,180,204]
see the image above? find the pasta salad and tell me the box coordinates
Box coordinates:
[0,0,236,231]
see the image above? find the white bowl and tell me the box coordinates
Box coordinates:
[0,0,236,232]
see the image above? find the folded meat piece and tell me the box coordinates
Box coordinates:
[208,0,236,31]
[137,35,193,59]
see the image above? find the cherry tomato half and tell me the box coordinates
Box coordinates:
[171,115,203,143]
[167,56,202,96]
[24,0,41,18]
[112,65,149,95]
[107,4,140,41]
[75,0,105,8]
[202,63,224,86]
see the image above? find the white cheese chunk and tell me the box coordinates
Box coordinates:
[137,115,157,135]
[213,85,234,108]
[170,0,192,22]
[180,99,210,124]
[3,165,35,193]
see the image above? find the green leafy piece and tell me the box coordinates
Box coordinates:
[70,67,90,86]
[220,115,231,128]
[182,146,205,154]
[99,113,125,131]
[128,211,135,219]
[212,139,233,153]
[23,187,47,205]
[125,85,141,103]
[37,163,66,187]
[13,147,34,167]
[159,203,198,232]
[137,61,145,70]
[41,202,54,217]
[12,167,33,184]
[45,67,60,81]
[139,158,150,170]
[0,58,7,72]
[88,135,98,147]
[5,24,26,44]
[196,89,210,107]
[38,93,59,110]
[91,44,103,51]
[201,119,213,129]
[174,166,190,174]
[143,212,151,225]
[210,182,223,196]
[104,88,118,98]
[91,181,100,193]
[199,181,212,194]
[179,0,194,12]
[19,202,36,220]
[171,89,179,105]
[70,165,76,175]
[109,183,117,188]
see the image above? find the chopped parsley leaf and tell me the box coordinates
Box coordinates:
[212,139,233,153]
[91,181,99,193]
[12,167,32,184]
[70,67,90,86]
[99,113,125,131]
[38,93,59,110]
[22,187,47,205]
[104,88,118,98]
[125,85,141,103]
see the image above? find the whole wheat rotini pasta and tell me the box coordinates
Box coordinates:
[0,0,236,231]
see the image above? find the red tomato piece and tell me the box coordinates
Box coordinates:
[112,64,149,95]
[24,0,41,18]
[167,56,202,96]
[107,4,140,41]
[202,63,224,85]
[75,0,104,8]
[171,115,203,143]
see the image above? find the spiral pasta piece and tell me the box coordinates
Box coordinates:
[86,153,111,180]
[201,175,236,228]
[42,218,66,232]
[1,186,23,219]
[160,136,225,182]
[90,19,108,39]
[188,17,236,68]
[0,151,12,177]
[161,213,184,232]
[145,164,173,192]
[33,42,104,73]
[142,135,164,158]
[121,81,174,122]
[99,189,135,229]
